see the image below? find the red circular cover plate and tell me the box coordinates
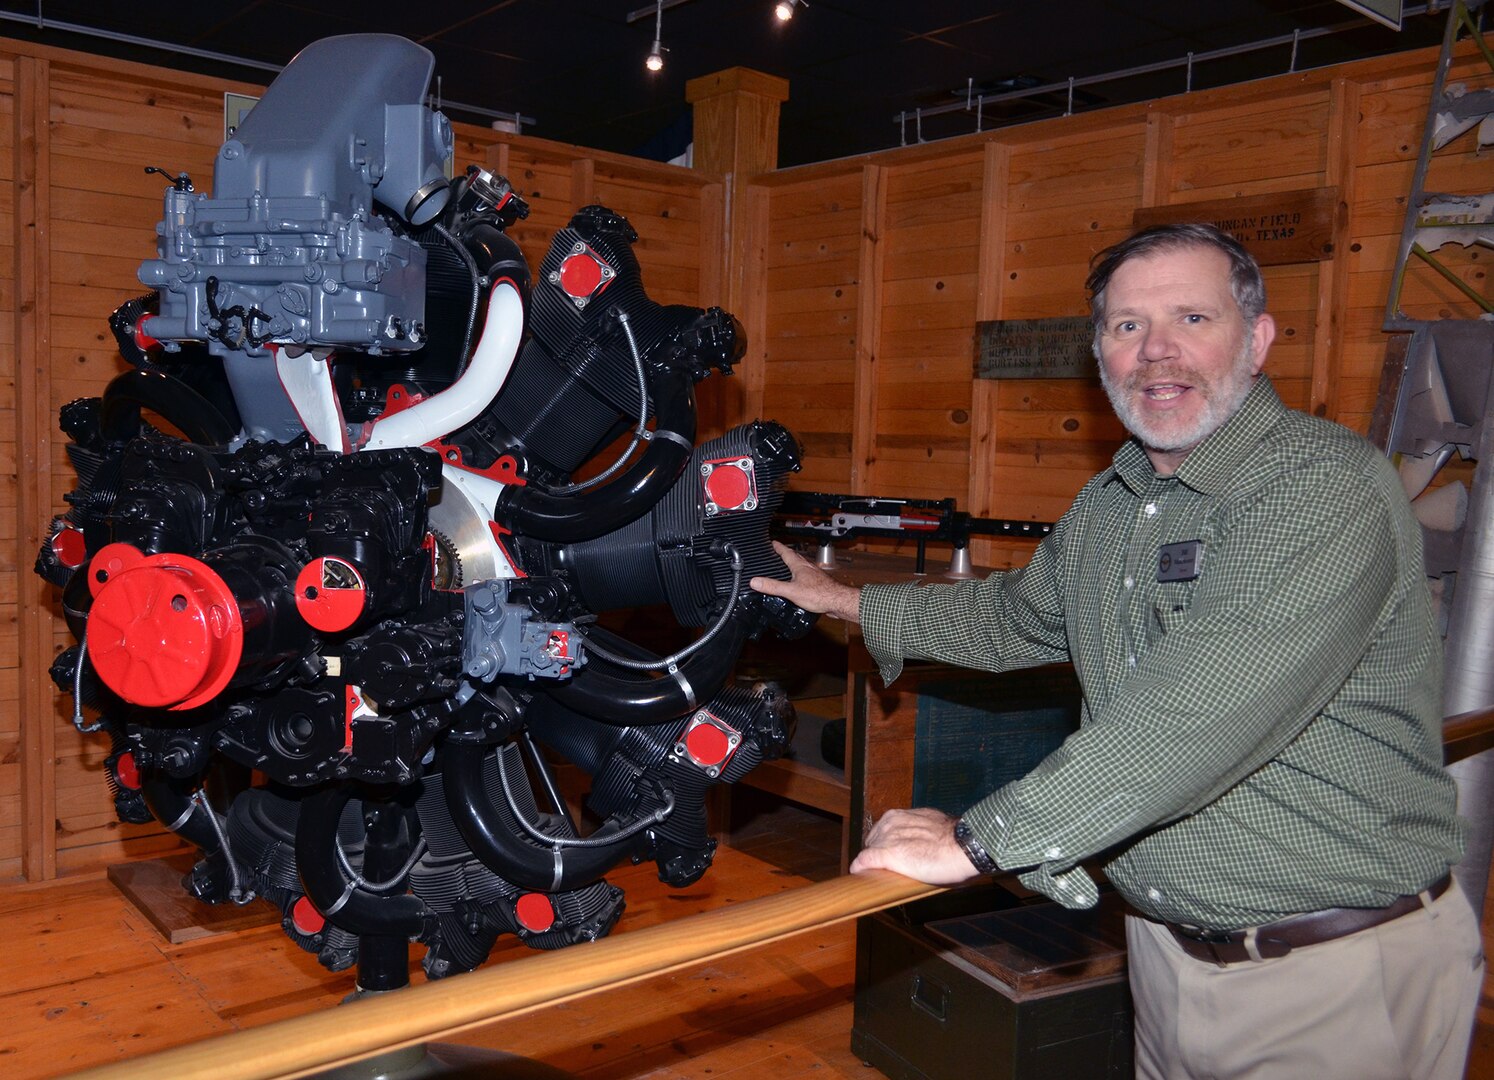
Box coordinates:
[558,253,605,298]
[685,722,732,768]
[515,892,556,933]
[704,466,751,510]
[87,554,243,710]
[295,557,367,632]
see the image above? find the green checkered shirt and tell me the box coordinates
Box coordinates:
[861,378,1463,930]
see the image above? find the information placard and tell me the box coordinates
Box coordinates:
[975,316,1096,380]
[1132,187,1341,266]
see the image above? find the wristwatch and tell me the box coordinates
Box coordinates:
[952,818,999,875]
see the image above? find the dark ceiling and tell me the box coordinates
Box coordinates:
[0,1,1452,167]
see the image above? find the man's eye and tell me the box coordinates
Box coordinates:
[1184,313,1207,324]
[1112,321,1139,335]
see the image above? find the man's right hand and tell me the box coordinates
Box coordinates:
[849,807,984,885]
[749,541,863,624]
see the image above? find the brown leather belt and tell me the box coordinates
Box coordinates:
[1165,873,1453,965]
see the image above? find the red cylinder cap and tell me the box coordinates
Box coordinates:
[87,554,243,710]
[515,893,556,933]
[114,750,142,791]
[50,526,89,569]
[704,464,752,511]
[558,251,606,299]
[291,895,326,935]
[685,721,733,768]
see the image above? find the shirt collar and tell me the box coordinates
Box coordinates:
[1110,377,1286,497]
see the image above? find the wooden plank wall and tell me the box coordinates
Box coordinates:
[748,34,1493,564]
[0,37,722,882]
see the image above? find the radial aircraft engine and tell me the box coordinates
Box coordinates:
[36,33,811,988]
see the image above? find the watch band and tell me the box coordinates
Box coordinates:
[953,818,999,874]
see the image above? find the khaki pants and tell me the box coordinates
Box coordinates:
[1126,883,1484,1080]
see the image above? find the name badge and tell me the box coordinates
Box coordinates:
[1157,540,1202,583]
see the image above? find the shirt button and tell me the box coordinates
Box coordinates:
[1128,655,1136,667]
[1145,503,1157,516]
[1147,888,1162,901]
[1123,576,1134,589]
[1045,846,1062,859]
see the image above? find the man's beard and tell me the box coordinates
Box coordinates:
[1099,336,1257,455]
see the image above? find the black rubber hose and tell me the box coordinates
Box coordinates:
[293,785,427,936]
[140,775,222,852]
[440,737,638,893]
[99,369,237,446]
[492,363,696,544]
[543,619,746,726]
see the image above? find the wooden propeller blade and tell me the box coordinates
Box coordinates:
[67,870,942,1080]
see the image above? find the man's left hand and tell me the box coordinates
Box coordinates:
[849,807,984,885]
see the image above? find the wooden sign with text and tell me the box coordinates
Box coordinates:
[975,316,1096,380]
[1131,187,1341,265]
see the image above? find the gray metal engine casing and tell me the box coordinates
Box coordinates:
[137,34,452,358]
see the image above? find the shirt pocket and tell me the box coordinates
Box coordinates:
[1151,580,1199,637]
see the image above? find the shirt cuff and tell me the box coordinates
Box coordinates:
[858,582,916,685]
[963,788,1100,910]
[1017,864,1100,910]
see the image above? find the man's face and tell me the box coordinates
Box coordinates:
[1096,245,1274,473]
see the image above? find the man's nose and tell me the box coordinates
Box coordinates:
[1137,323,1178,362]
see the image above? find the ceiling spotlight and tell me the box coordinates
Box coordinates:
[645,0,666,72]
[774,0,804,21]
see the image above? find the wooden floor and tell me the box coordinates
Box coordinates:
[1,795,1491,1079]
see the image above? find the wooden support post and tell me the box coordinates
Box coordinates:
[570,157,596,209]
[728,182,772,431]
[1310,78,1360,422]
[487,139,511,180]
[687,68,788,432]
[850,165,887,493]
[685,67,789,183]
[697,181,726,310]
[969,141,1011,565]
[1140,109,1175,209]
[15,54,58,882]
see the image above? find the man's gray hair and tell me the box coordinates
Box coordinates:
[1086,223,1267,352]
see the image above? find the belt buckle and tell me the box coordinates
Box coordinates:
[1175,924,1237,967]
[1175,924,1232,944]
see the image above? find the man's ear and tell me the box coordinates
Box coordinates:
[1249,313,1276,375]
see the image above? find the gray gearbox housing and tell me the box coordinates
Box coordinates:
[138,34,453,361]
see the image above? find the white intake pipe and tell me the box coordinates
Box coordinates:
[361,281,524,451]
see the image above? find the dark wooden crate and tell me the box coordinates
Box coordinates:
[852,891,1133,1080]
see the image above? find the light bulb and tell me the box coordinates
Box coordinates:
[774,1,795,20]
[645,41,665,71]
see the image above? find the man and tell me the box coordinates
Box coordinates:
[751,224,1484,1080]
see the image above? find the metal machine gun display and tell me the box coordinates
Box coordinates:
[775,492,1054,576]
[34,34,812,993]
